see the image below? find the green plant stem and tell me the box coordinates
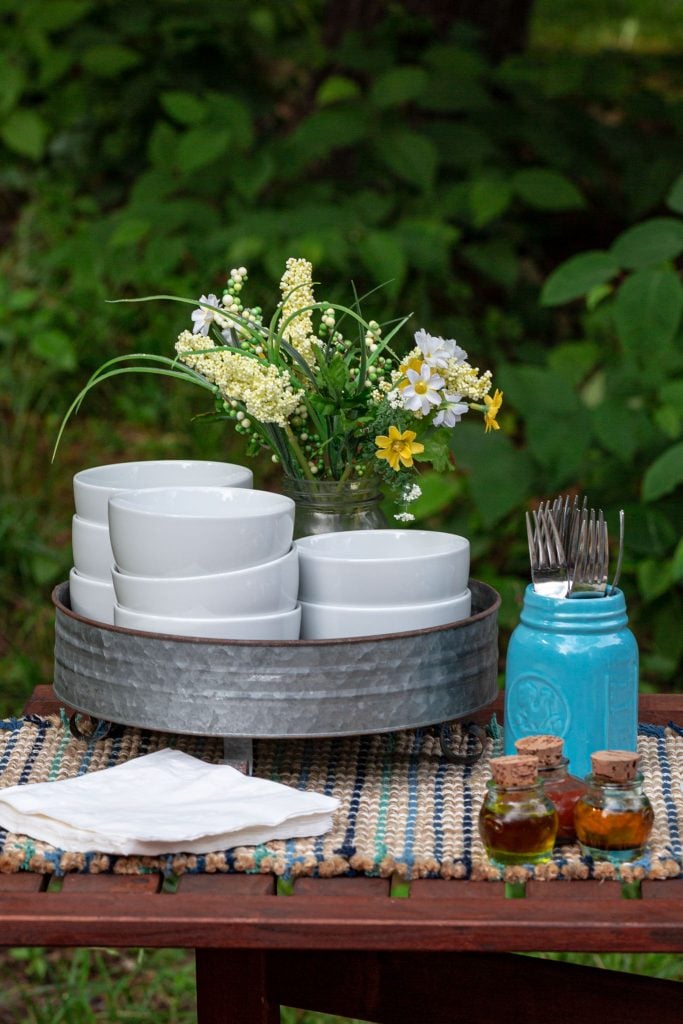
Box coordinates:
[284,425,315,480]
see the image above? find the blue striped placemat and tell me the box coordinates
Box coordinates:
[0,712,681,882]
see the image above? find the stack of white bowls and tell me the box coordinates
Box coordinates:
[70,460,253,624]
[108,486,301,640]
[295,530,471,639]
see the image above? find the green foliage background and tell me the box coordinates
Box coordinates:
[1,0,683,710]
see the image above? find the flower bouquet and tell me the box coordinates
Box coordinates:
[58,258,501,521]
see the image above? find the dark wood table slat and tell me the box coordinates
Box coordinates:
[0,892,681,952]
[59,873,162,894]
[179,874,276,895]
[0,872,47,893]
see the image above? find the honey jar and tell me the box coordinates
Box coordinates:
[574,750,654,863]
[479,754,558,867]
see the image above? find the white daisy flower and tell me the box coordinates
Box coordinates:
[433,391,469,428]
[415,329,468,368]
[402,364,445,415]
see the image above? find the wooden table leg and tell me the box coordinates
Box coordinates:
[195,949,279,1024]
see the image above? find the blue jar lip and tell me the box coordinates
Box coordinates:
[519,584,629,633]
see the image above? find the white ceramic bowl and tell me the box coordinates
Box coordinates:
[71,515,115,581]
[69,567,115,625]
[74,460,253,524]
[295,529,470,606]
[299,589,472,640]
[108,486,295,578]
[111,546,299,617]
[113,602,302,640]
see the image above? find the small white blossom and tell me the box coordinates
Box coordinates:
[191,294,224,336]
[394,511,415,522]
[415,329,468,368]
[433,391,469,428]
[402,364,445,415]
[402,483,422,503]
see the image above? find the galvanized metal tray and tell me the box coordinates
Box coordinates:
[52,579,500,739]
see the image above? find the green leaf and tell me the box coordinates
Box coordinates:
[541,251,620,306]
[160,91,207,125]
[461,241,517,289]
[452,421,536,528]
[468,176,512,228]
[614,267,683,357]
[642,441,683,502]
[27,1,91,31]
[636,559,673,604]
[373,129,438,193]
[667,173,683,215]
[586,283,613,310]
[109,218,150,248]
[411,471,462,519]
[513,168,585,211]
[1,109,48,159]
[395,218,460,274]
[591,402,648,462]
[29,330,77,371]
[316,75,360,106]
[288,108,368,166]
[0,62,25,116]
[81,44,140,77]
[672,536,683,583]
[177,127,230,173]
[147,122,179,166]
[357,231,406,294]
[611,217,683,270]
[547,341,601,387]
[370,66,427,108]
[415,431,451,473]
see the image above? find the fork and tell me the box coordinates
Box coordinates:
[526,509,569,598]
[568,509,609,595]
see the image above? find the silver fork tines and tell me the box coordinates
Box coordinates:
[526,509,569,598]
[569,509,609,595]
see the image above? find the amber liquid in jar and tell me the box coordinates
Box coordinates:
[574,773,654,863]
[540,759,588,844]
[479,782,558,867]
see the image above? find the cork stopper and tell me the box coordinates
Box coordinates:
[490,755,539,788]
[514,734,564,769]
[590,750,640,783]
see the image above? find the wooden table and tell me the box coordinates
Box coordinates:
[1,687,681,1024]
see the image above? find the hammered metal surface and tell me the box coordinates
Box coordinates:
[52,580,500,738]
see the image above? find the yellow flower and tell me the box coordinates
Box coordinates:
[375,426,425,471]
[483,388,503,433]
[398,355,423,390]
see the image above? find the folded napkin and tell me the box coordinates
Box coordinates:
[0,748,339,855]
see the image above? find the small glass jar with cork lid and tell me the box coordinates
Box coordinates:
[514,734,588,844]
[478,754,558,867]
[574,750,654,863]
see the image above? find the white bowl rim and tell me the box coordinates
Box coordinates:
[108,486,294,520]
[69,567,114,589]
[295,529,469,564]
[111,545,297,584]
[113,600,301,625]
[298,588,471,614]
[74,460,252,488]
[72,513,109,531]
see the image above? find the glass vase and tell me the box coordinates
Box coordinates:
[282,476,389,539]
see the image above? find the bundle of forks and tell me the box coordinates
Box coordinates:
[526,495,624,599]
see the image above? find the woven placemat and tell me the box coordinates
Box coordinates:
[0,712,681,882]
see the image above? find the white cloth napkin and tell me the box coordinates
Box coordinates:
[0,748,339,855]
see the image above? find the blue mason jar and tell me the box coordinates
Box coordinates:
[504,587,638,779]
